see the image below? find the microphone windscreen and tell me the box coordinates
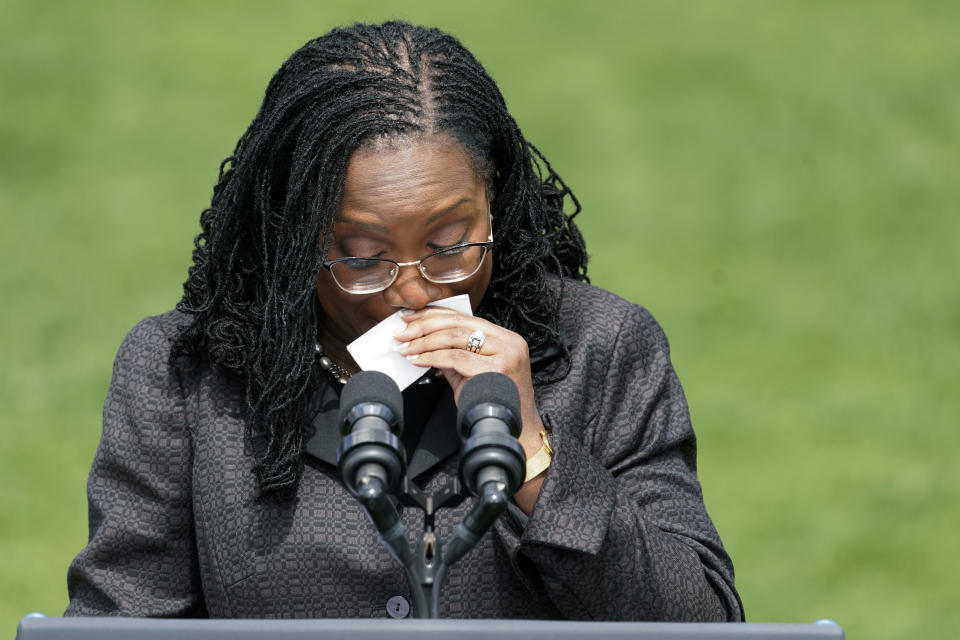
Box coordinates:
[338,370,404,431]
[456,372,522,434]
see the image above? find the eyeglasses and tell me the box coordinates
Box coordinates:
[323,232,494,295]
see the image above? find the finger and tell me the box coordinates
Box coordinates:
[397,325,490,356]
[400,306,460,320]
[397,306,460,330]
[406,347,498,379]
[395,312,492,341]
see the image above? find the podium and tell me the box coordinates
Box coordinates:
[16,616,844,640]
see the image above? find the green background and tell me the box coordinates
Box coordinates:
[2,1,957,637]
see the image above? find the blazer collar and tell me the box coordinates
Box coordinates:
[303,380,460,480]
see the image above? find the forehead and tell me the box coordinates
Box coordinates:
[336,135,487,226]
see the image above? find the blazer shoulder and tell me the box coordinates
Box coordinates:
[109,309,192,390]
[554,278,666,349]
[122,309,190,345]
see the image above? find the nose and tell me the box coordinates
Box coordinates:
[381,265,444,310]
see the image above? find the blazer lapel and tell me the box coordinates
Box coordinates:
[303,382,342,467]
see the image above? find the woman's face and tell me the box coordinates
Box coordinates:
[315,135,493,359]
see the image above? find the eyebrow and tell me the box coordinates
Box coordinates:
[339,197,475,233]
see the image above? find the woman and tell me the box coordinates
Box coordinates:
[66,22,743,621]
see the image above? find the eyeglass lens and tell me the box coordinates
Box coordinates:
[330,244,488,293]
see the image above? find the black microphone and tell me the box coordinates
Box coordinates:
[441,373,527,572]
[336,372,419,610]
[336,371,406,498]
[456,372,526,497]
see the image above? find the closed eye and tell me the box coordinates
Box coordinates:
[428,231,469,252]
[433,243,470,256]
[341,249,386,261]
[341,257,383,270]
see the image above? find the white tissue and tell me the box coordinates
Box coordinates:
[346,294,473,390]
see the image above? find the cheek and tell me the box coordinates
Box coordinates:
[316,275,395,336]
[315,273,343,311]
[316,276,359,324]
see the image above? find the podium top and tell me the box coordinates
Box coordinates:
[17,617,844,640]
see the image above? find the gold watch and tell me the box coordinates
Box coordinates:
[524,428,555,483]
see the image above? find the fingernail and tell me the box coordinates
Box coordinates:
[406,353,420,362]
[398,309,415,316]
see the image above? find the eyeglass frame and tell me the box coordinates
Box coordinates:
[321,218,494,295]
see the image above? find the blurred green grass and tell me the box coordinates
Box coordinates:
[2,1,957,637]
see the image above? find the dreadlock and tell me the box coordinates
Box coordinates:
[171,22,588,495]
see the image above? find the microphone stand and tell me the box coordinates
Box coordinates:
[397,477,464,618]
[351,461,519,617]
[427,479,511,617]
[350,472,513,617]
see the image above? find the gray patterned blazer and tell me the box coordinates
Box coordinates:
[65,279,743,620]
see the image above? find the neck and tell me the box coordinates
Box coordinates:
[322,342,360,375]
[315,320,361,375]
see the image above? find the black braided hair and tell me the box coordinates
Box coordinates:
[171,22,588,495]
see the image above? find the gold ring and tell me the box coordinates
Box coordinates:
[466,330,486,354]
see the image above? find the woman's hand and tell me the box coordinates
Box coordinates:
[393,307,546,511]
